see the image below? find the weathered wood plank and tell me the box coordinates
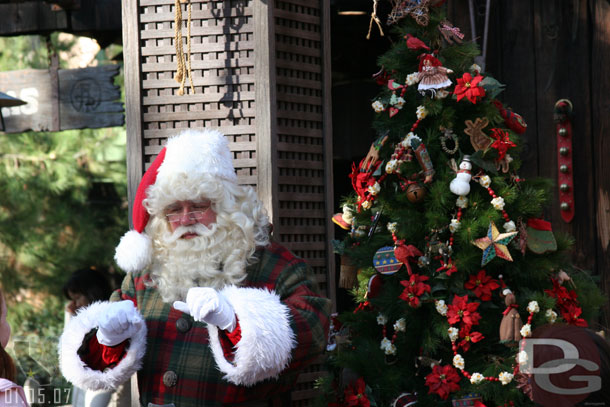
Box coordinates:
[277,159,324,170]
[0,66,123,133]
[141,58,254,73]
[590,0,610,329]
[278,176,325,186]
[0,69,54,133]
[276,110,323,121]
[142,109,255,122]
[276,141,324,153]
[488,1,538,178]
[276,42,323,58]
[254,0,279,229]
[321,0,336,307]
[0,2,69,35]
[276,59,322,73]
[143,126,254,138]
[275,8,321,25]
[140,41,255,56]
[142,75,255,89]
[139,8,253,23]
[275,25,321,42]
[278,192,325,202]
[58,65,124,130]
[123,0,145,226]
[276,76,322,90]
[143,91,255,105]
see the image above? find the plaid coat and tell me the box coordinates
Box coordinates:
[59,242,330,407]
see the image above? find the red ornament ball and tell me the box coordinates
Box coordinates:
[393,392,418,407]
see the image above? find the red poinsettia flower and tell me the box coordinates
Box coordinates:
[425,364,461,400]
[489,128,516,161]
[399,274,431,308]
[343,377,370,407]
[458,326,485,352]
[464,270,500,301]
[447,295,482,328]
[561,303,588,327]
[545,278,579,308]
[453,72,486,103]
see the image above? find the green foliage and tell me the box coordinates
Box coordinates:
[323,6,605,407]
[0,34,127,401]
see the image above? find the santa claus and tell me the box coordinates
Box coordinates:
[59,129,331,407]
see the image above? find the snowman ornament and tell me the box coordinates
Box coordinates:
[450,155,472,196]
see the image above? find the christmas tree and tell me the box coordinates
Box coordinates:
[321,2,605,406]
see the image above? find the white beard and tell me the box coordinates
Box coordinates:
[148,221,250,303]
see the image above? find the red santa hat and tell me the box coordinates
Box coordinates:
[114,128,237,272]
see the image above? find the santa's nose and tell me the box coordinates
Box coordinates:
[177,210,197,225]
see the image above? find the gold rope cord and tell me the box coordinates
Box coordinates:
[366,0,385,40]
[174,0,195,95]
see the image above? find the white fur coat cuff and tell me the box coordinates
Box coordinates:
[207,286,296,386]
[58,301,147,391]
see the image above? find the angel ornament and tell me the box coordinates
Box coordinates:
[417,54,453,97]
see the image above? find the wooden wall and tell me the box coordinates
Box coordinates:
[447,0,610,328]
[121,0,333,404]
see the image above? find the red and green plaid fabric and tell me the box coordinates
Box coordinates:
[110,241,331,407]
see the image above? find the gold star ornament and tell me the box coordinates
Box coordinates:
[472,221,518,266]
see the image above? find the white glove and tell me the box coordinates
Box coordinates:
[96,300,144,346]
[173,287,236,332]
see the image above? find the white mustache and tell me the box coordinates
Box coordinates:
[165,224,213,243]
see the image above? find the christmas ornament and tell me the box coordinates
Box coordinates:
[425,364,461,400]
[393,392,418,407]
[391,131,435,183]
[472,221,518,266]
[372,66,391,86]
[409,134,435,183]
[450,155,473,196]
[373,246,403,274]
[367,273,383,299]
[454,72,485,104]
[404,34,430,51]
[499,290,523,344]
[350,158,381,211]
[440,126,459,155]
[332,213,351,230]
[464,117,492,151]
[451,393,483,406]
[489,128,516,164]
[394,244,423,274]
[525,218,557,254]
[464,270,499,301]
[362,134,389,171]
[339,254,358,289]
[406,182,426,203]
[492,99,527,134]
[438,20,464,44]
[332,205,353,230]
[388,79,408,117]
[417,54,453,97]
[343,377,371,407]
[399,273,430,308]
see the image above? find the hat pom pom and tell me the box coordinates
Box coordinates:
[115,230,153,273]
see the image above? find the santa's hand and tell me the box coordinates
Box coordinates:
[173,287,236,331]
[96,300,144,346]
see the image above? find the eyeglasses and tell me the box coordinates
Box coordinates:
[165,209,210,223]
